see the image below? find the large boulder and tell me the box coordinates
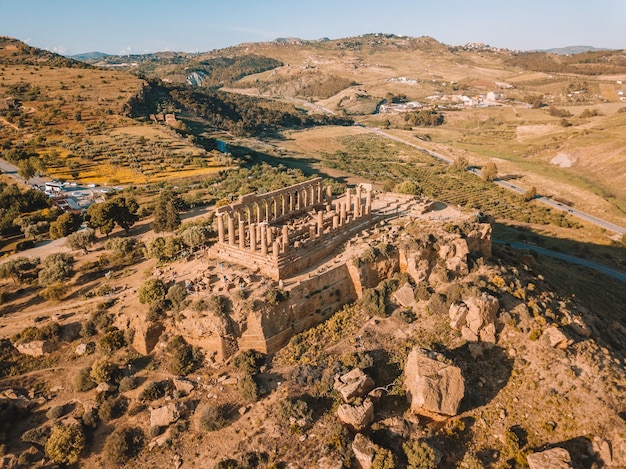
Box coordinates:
[352,433,377,469]
[404,348,465,416]
[150,403,180,428]
[526,447,573,469]
[337,398,375,431]
[334,369,375,403]
[16,340,57,357]
[393,282,415,308]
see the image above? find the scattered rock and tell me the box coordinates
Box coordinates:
[150,403,180,428]
[542,327,571,349]
[404,347,465,416]
[450,294,499,343]
[16,340,57,357]
[74,343,94,356]
[352,433,377,469]
[393,282,415,308]
[527,447,573,469]
[172,378,195,396]
[334,369,375,403]
[317,456,343,469]
[238,405,249,416]
[337,398,375,431]
[376,416,410,439]
[96,382,117,394]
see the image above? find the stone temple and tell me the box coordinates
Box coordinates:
[212,177,376,280]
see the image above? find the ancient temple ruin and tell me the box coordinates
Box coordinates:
[212,177,375,280]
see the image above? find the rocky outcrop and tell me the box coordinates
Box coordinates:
[404,348,465,416]
[542,327,572,349]
[16,340,57,357]
[449,294,499,343]
[132,320,164,355]
[352,433,377,469]
[173,378,195,396]
[526,447,573,469]
[393,282,415,308]
[334,369,375,402]
[150,403,180,428]
[337,398,374,431]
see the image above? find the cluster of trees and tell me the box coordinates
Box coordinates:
[297,75,356,99]
[403,110,444,127]
[190,54,282,87]
[506,50,626,75]
[86,196,139,236]
[0,182,50,235]
[132,81,353,137]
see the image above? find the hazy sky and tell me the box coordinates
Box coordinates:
[1,0,624,56]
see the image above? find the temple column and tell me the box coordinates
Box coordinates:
[282,225,290,253]
[267,226,274,246]
[256,203,262,223]
[317,183,323,206]
[249,223,256,252]
[260,223,268,255]
[317,211,324,237]
[365,188,372,215]
[227,214,235,246]
[355,186,362,218]
[273,240,280,258]
[282,194,287,217]
[309,225,316,242]
[273,198,278,220]
[340,203,346,226]
[289,192,294,211]
[264,200,270,222]
[326,186,333,211]
[333,214,339,229]
[346,188,352,214]
[238,215,246,250]
[217,213,225,244]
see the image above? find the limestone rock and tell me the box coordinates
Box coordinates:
[450,294,499,344]
[337,398,375,431]
[132,320,164,355]
[393,282,415,308]
[352,433,377,469]
[526,447,573,469]
[376,416,410,439]
[334,368,375,403]
[542,327,571,349]
[317,457,343,469]
[16,340,57,357]
[173,378,195,396]
[150,403,180,428]
[96,382,117,394]
[404,348,464,416]
[75,343,94,356]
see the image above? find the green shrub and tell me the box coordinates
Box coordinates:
[233,350,265,375]
[44,424,86,465]
[90,358,114,383]
[167,335,199,376]
[139,381,165,401]
[372,446,396,469]
[103,426,144,466]
[403,440,436,469]
[98,396,128,421]
[99,327,126,354]
[237,373,259,403]
[138,278,167,305]
[118,376,138,392]
[75,367,96,392]
[199,404,229,432]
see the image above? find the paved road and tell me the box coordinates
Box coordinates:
[494,239,626,283]
[363,128,625,235]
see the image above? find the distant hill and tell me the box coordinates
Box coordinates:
[69,51,110,61]
[541,45,611,55]
[0,36,90,68]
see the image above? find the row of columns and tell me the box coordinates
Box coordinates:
[216,185,373,257]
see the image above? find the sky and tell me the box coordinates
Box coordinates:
[1,0,625,56]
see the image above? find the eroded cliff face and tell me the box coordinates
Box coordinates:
[131,218,493,360]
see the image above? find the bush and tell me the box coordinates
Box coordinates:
[38,252,74,287]
[118,376,138,392]
[199,404,229,432]
[403,440,436,469]
[99,327,126,354]
[90,358,114,383]
[167,335,198,376]
[103,426,144,466]
[138,278,167,305]
[75,367,96,392]
[44,424,86,465]
[139,381,165,402]
[237,373,259,403]
[372,446,397,469]
[98,396,128,421]
[233,350,265,375]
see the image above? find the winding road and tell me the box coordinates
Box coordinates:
[494,239,626,283]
